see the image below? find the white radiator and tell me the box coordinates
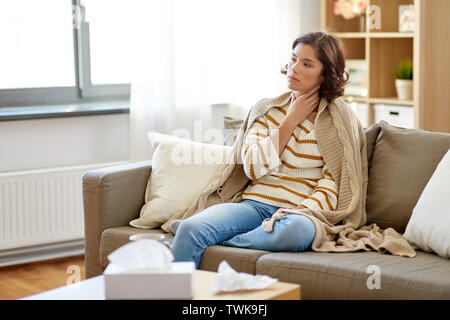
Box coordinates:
[0,161,127,265]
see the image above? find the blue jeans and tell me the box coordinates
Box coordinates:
[171,199,316,268]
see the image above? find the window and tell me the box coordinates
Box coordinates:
[0,0,75,89]
[83,0,134,85]
[0,0,131,107]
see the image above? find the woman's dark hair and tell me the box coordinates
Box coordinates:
[284,30,349,102]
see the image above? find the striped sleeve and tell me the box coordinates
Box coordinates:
[300,163,339,211]
[241,115,282,180]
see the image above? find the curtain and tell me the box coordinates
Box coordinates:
[129,0,314,161]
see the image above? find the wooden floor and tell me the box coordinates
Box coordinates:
[0,255,85,300]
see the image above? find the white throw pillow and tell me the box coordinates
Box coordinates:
[403,148,450,258]
[129,131,232,229]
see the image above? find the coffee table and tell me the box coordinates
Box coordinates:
[22,270,301,300]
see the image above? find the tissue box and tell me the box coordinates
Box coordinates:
[104,261,195,299]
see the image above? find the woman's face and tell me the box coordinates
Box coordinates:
[287,43,324,96]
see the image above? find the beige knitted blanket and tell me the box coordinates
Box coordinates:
[161,91,416,257]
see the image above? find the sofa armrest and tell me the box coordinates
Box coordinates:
[82,161,152,278]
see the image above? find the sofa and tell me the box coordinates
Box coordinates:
[82,120,450,299]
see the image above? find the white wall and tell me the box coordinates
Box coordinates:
[299,0,321,32]
[0,114,129,173]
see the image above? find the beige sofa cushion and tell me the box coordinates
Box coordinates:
[364,122,381,171]
[366,120,450,233]
[129,131,231,229]
[198,246,269,275]
[256,251,450,299]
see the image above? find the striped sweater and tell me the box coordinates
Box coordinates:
[162,91,416,258]
[241,92,339,211]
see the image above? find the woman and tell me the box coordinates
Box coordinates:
[170,31,350,268]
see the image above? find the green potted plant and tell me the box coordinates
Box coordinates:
[392,59,413,100]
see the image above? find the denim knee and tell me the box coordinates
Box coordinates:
[175,219,202,246]
[277,215,316,251]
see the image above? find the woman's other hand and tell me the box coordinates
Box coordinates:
[273,204,307,216]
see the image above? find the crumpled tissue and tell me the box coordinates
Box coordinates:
[211,261,278,293]
[107,239,173,271]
